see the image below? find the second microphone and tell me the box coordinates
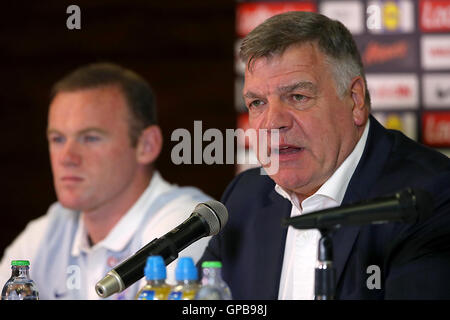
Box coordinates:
[95,200,228,298]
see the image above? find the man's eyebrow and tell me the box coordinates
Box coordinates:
[242,91,261,99]
[46,128,61,136]
[46,127,108,135]
[78,128,108,135]
[278,81,318,95]
[243,81,318,99]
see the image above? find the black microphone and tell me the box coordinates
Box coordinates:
[282,188,433,230]
[95,200,228,298]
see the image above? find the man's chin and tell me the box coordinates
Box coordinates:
[58,197,89,211]
[270,170,310,193]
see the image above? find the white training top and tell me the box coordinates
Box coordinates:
[0,171,213,300]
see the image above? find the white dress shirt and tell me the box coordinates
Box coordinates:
[277,119,370,300]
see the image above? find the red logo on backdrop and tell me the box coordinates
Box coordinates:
[236,2,316,38]
[420,0,450,32]
[422,112,450,147]
[363,40,408,66]
[431,47,450,56]
[374,85,412,98]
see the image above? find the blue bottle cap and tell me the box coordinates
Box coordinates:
[175,257,198,281]
[144,255,166,280]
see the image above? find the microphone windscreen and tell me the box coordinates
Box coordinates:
[193,200,228,235]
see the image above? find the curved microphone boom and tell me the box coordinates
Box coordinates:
[95,200,228,298]
[282,187,433,230]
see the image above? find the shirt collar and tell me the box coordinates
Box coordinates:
[71,171,172,256]
[275,119,370,210]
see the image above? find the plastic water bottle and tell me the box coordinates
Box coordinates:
[135,255,171,300]
[168,257,200,300]
[194,261,232,300]
[1,260,39,300]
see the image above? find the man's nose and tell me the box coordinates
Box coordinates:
[59,140,81,167]
[261,99,291,132]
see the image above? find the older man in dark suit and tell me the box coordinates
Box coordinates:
[199,11,450,300]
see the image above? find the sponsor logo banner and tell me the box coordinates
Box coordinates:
[420,0,450,32]
[373,111,417,140]
[357,35,417,71]
[366,0,415,33]
[366,74,419,109]
[236,2,316,37]
[422,111,450,147]
[320,1,364,34]
[423,73,450,108]
[421,35,450,70]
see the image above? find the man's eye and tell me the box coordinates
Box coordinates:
[83,135,100,143]
[292,94,307,102]
[49,136,64,144]
[249,100,264,108]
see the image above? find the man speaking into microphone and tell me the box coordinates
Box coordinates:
[198,11,450,300]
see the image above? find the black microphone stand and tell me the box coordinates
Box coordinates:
[282,187,432,300]
[314,229,335,300]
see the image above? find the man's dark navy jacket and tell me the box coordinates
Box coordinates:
[199,116,450,299]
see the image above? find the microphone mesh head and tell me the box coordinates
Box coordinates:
[193,200,228,235]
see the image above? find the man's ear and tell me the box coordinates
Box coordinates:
[349,76,369,127]
[136,125,163,165]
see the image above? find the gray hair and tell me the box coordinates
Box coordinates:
[240,11,371,109]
